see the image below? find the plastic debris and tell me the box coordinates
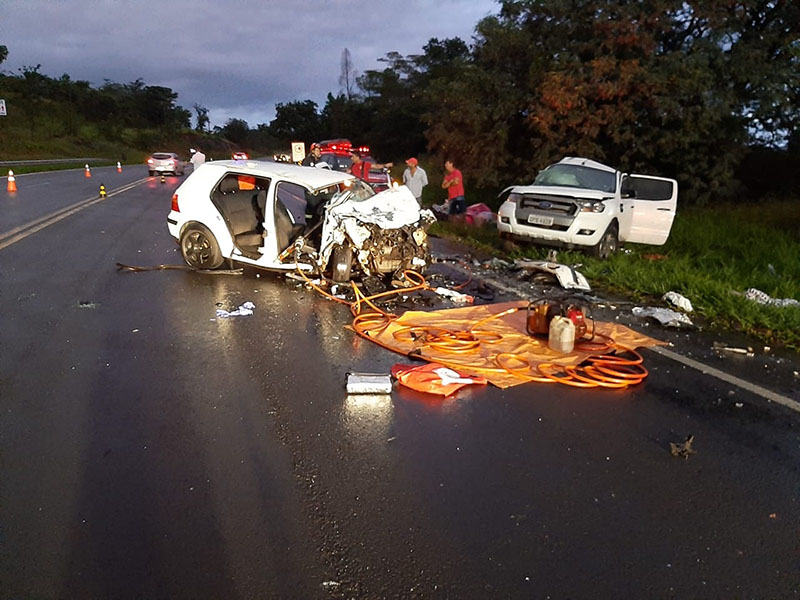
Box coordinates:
[215,301,255,318]
[662,291,693,312]
[391,363,488,396]
[346,372,393,394]
[632,306,693,328]
[433,287,474,304]
[743,288,800,308]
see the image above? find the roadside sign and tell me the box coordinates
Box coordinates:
[0,99,6,116]
[291,141,305,163]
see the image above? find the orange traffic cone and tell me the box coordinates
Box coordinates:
[7,170,17,193]
[84,164,92,178]
[116,161,122,173]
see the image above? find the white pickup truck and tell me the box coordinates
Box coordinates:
[497,157,678,258]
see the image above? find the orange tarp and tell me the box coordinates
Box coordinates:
[362,300,666,389]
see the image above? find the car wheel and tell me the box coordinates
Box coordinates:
[149,170,155,176]
[180,224,224,269]
[330,244,353,283]
[590,223,618,259]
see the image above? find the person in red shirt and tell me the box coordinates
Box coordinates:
[441,159,466,216]
[349,150,393,181]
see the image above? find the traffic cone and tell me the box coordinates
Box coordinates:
[7,170,17,193]
[116,162,122,173]
[84,164,91,178]
[99,184,106,199]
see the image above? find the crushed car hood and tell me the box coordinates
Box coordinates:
[318,185,435,268]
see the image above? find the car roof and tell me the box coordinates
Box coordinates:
[203,159,355,190]
[557,156,617,173]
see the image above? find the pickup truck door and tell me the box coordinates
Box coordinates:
[618,174,678,245]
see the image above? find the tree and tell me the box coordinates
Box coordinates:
[193,103,210,133]
[219,118,250,145]
[339,48,358,100]
[269,100,324,143]
[0,45,8,66]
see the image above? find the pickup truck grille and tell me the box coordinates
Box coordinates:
[519,194,578,216]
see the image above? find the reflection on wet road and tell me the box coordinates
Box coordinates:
[1,167,799,598]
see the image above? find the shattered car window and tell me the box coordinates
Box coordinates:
[534,164,616,193]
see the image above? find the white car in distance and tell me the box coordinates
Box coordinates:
[497,157,678,258]
[167,160,434,282]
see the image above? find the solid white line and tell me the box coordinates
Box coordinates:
[441,256,800,413]
[0,177,149,250]
[648,345,800,412]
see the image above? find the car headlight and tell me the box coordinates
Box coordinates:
[578,200,605,213]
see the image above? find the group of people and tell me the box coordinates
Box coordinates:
[303,143,465,217]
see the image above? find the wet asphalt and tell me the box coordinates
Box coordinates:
[1,167,799,599]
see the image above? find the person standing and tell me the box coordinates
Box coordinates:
[302,143,323,167]
[190,148,206,170]
[402,157,428,205]
[350,150,393,181]
[441,159,465,217]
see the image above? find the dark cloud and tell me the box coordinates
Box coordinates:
[4,0,496,127]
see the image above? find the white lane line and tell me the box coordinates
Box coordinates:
[648,346,800,413]
[0,178,149,251]
[439,256,800,413]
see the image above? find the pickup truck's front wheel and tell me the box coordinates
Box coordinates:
[590,224,618,259]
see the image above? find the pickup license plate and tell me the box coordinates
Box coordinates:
[527,214,554,226]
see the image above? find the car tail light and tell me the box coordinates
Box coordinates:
[171,193,180,212]
[147,158,154,164]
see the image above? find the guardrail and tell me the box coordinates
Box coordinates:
[0,158,107,167]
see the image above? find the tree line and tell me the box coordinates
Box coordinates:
[1,1,798,204]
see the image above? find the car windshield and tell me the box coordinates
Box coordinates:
[152,153,173,160]
[326,179,376,204]
[533,164,616,193]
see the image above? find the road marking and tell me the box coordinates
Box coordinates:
[0,177,148,251]
[648,345,800,413]
[439,256,800,413]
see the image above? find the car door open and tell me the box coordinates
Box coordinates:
[620,174,678,245]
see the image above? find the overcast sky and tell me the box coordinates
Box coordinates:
[2,0,498,128]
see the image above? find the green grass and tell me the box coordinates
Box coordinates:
[433,199,800,349]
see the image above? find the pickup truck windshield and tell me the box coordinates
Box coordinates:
[534,164,616,193]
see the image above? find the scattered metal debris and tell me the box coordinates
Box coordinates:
[514,259,591,291]
[741,288,800,308]
[670,435,696,459]
[77,301,99,309]
[632,306,694,328]
[215,301,255,318]
[662,291,693,313]
[713,342,755,357]
[345,373,393,394]
[116,262,243,275]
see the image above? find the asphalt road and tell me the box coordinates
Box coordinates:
[1,166,799,599]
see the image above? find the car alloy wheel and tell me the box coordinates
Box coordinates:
[181,225,223,269]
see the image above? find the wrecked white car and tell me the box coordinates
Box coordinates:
[497,157,678,258]
[167,161,435,281]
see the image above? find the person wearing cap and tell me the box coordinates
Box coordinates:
[402,157,428,205]
[442,159,466,217]
[349,150,393,181]
[302,143,323,166]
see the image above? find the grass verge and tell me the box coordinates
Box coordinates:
[431,199,800,349]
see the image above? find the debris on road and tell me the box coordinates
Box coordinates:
[513,260,591,291]
[432,286,474,304]
[215,301,255,318]
[632,306,694,328]
[662,291,693,313]
[391,363,488,396]
[345,372,393,395]
[670,434,696,459]
[741,288,800,308]
[77,301,99,309]
[713,342,755,357]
